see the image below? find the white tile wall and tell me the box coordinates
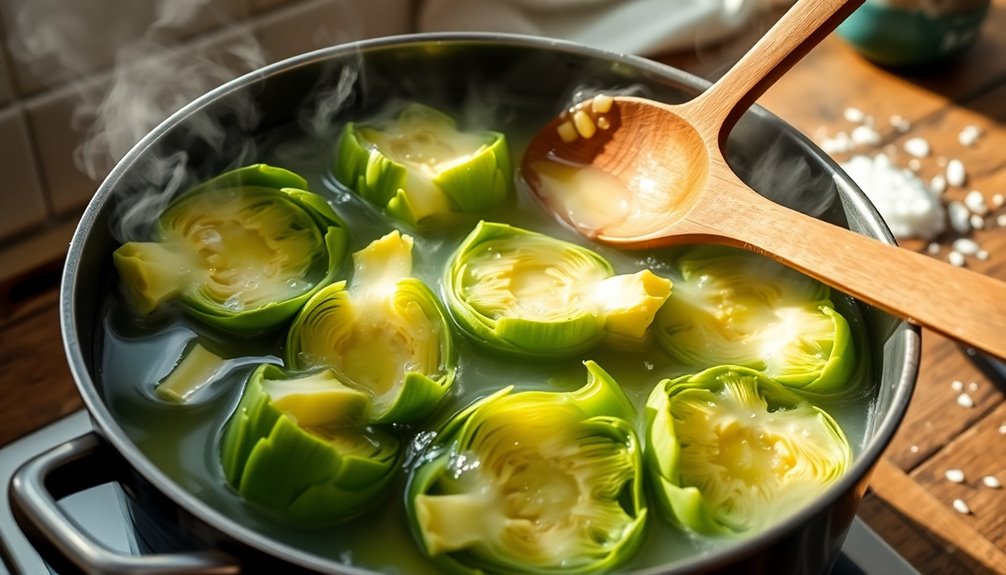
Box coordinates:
[0,0,416,279]
[0,106,46,239]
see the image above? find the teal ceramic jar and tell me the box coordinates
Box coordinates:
[838,0,990,67]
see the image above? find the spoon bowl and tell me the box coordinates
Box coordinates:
[523,0,1006,360]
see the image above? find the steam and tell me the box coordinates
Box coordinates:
[5,0,276,242]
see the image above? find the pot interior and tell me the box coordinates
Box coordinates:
[64,35,917,574]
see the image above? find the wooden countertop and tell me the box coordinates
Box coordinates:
[2,6,1006,573]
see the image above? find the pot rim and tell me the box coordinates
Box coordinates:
[60,31,920,574]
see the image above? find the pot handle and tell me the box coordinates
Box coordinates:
[9,430,241,574]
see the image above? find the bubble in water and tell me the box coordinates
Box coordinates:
[223,295,244,311]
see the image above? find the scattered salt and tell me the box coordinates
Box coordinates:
[852,125,881,146]
[930,175,947,194]
[964,190,988,215]
[822,131,853,154]
[951,380,964,392]
[890,115,911,132]
[957,393,975,408]
[904,137,931,157]
[958,125,982,147]
[945,469,966,483]
[952,498,971,514]
[844,107,866,123]
[947,159,967,186]
[952,238,980,256]
[968,381,978,392]
[992,194,1005,209]
[948,251,966,267]
[927,242,941,255]
[948,201,972,234]
[909,444,920,453]
[970,214,985,230]
[840,154,945,240]
[983,476,1002,489]
[976,250,989,261]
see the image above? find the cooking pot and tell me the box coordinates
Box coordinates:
[9,33,919,574]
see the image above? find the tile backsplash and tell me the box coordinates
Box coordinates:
[0,0,414,283]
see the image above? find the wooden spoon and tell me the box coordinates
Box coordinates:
[522,0,1006,361]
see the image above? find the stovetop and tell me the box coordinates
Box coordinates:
[0,411,920,575]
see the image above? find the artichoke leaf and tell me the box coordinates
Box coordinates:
[445,221,671,359]
[112,164,350,334]
[334,103,512,227]
[407,361,646,575]
[655,245,854,394]
[219,364,399,524]
[288,231,455,423]
[644,365,853,536]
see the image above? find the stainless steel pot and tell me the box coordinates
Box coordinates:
[9,33,919,574]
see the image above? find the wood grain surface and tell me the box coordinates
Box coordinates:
[1,3,1005,573]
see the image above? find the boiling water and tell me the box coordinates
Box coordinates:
[98,114,877,573]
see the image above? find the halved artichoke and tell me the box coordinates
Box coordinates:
[655,245,854,393]
[645,365,852,536]
[444,221,672,359]
[407,361,647,575]
[112,164,350,334]
[220,364,400,524]
[333,103,512,227]
[286,231,455,423]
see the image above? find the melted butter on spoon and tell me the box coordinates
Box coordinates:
[526,94,706,240]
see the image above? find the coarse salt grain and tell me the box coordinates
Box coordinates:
[992,193,1004,208]
[852,125,881,146]
[844,107,866,123]
[908,158,922,171]
[964,190,988,215]
[931,175,947,194]
[909,444,920,453]
[822,132,853,154]
[983,476,1002,489]
[957,393,975,407]
[970,214,985,230]
[951,380,964,392]
[949,251,966,267]
[947,159,967,186]
[952,499,971,514]
[952,238,980,256]
[998,214,1006,227]
[904,137,930,157]
[841,154,945,240]
[968,381,978,392]
[958,125,982,147]
[1000,424,1006,435]
[927,242,941,255]
[890,115,911,132]
[948,201,972,234]
[945,469,965,483]
[976,249,989,261]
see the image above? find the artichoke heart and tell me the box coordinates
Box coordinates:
[219,364,400,524]
[407,361,646,575]
[287,230,456,423]
[655,245,854,393]
[444,221,671,359]
[333,103,512,227]
[112,164,350,334]
[644,365,852,536]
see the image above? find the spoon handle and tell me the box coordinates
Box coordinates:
[685,0,865,140]
[704,183,1006,360]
